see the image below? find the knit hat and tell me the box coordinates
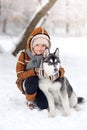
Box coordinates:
[30,34,50,51]
[26,27,51,51]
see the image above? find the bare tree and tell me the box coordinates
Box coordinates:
[12,0,57,56]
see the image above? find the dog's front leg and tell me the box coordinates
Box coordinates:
[47,91,56,117]
[42,89,56,117]
[60,91,70,116]
[39,79,56,117]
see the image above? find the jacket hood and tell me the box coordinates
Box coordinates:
[25,27,51,51]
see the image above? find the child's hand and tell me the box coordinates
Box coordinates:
[59,67,65,78]
[35,68,43,77]
[35,68,40,76]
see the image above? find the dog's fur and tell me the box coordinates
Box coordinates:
[39,48,84,117]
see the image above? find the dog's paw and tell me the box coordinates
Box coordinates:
[48,112,56,118]
[62,112,70,117]
[74,105,81,111]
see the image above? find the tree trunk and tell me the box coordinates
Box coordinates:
[12,0,57,56]
[2,18,7,33]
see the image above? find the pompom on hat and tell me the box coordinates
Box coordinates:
[26,27,51,51]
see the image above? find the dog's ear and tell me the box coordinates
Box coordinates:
[43,48,50,58]
[54,48,59,57]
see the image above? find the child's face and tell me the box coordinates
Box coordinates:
[33,44,47,55]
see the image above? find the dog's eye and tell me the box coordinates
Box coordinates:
[49,59,53,63]
[54,59,57,63]
[48,59,53,65]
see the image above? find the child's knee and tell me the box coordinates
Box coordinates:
[24,76,39,94]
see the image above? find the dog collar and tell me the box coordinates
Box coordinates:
[36,67,59,82]
[49,72,59,82]
[42,70,59,82]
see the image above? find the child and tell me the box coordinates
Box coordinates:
[16,27,65,110]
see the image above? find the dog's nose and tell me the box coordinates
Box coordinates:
[54,68,58,72]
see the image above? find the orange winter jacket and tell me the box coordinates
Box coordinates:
[16,27,51,80]
[16,27,51,93]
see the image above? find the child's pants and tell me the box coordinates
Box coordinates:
[24,76,48,109]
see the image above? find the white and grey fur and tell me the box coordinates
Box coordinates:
[39,48,84,117]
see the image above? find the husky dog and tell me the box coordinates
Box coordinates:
[39,48,84,117]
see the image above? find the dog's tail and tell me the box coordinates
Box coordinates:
[78,97,85,104]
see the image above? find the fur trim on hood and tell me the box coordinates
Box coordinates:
[26,27,51,51]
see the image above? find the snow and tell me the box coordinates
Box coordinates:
[0,35,18,52]
[0,35,87,130]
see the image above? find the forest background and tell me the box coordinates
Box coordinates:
[1,0,87,38]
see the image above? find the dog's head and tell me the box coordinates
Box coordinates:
[42,48,61,77]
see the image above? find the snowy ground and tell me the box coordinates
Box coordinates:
[0,35,87,130]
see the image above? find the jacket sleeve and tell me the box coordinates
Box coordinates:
[16,52,36,80]
[59,67,65,78]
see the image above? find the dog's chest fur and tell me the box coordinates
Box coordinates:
[39,78,62,104]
